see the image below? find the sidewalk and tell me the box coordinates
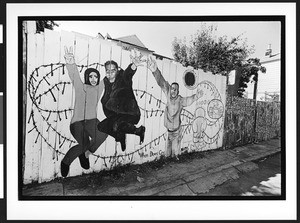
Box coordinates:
[22,138,281,197]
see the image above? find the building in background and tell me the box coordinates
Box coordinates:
[228,44,281,102]
[112,34,153,55]
[246,48,281,102]
[97,32,173,61]
[227,68,241,97]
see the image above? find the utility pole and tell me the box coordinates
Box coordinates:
[254,44,274,100]
[253,75,258,100]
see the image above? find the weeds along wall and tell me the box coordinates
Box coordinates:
[223,96,281,149]
[23,28,227,184]
[255,100,281,141]
[223,96,257,149]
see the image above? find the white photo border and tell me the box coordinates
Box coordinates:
[7,2,296,220]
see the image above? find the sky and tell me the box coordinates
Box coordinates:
[54,20,281,61]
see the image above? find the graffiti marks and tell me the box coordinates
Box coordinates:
[137,143,165,160]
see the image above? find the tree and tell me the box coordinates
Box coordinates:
[172,24,266,98]
[36,20,59,33]
[237,58,266,97]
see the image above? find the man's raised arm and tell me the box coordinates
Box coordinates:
[147,55,170,95]
[182,88,203,107]
[122,49,146,81]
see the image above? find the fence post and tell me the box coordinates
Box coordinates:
[22,21,27,182]
[223,74,229,149]
[253,98,258,142]
[253,75,258,100]
[22,21,36,183]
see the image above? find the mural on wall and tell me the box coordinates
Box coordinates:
[24,28,227,184]
[146,56,203,157]
[191,80,225,151]
[58,47,148,177]
[58,46,107,178]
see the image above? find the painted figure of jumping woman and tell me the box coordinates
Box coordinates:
[60,46,108,177]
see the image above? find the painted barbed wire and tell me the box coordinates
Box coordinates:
[26,62,171,168]
[27,63,79,150]
[133,89,165,108]
[33,62,100,97]
[27,62,224,169]
[97,131,168,169]
[26,62,225,171]
[28,100,169,167]
[133,89,195,120]
[26,109,68,160]
[27,63,223,143]
[35,81,71,103]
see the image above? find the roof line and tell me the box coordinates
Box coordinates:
[117,34,137,39]
[261,58,281,64]
[113,38,154,52]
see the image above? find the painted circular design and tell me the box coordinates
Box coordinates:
[183,69,198,90]
[207,99,224,119]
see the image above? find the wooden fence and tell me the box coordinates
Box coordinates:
[223,96,281,149]
[23,26,227,184]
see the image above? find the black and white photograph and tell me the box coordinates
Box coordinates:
[21,18,282,198]
[4,2,297,221]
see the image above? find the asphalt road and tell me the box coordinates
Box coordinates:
[201,153,281,196]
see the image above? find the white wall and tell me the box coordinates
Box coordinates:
[23,28,227,184]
